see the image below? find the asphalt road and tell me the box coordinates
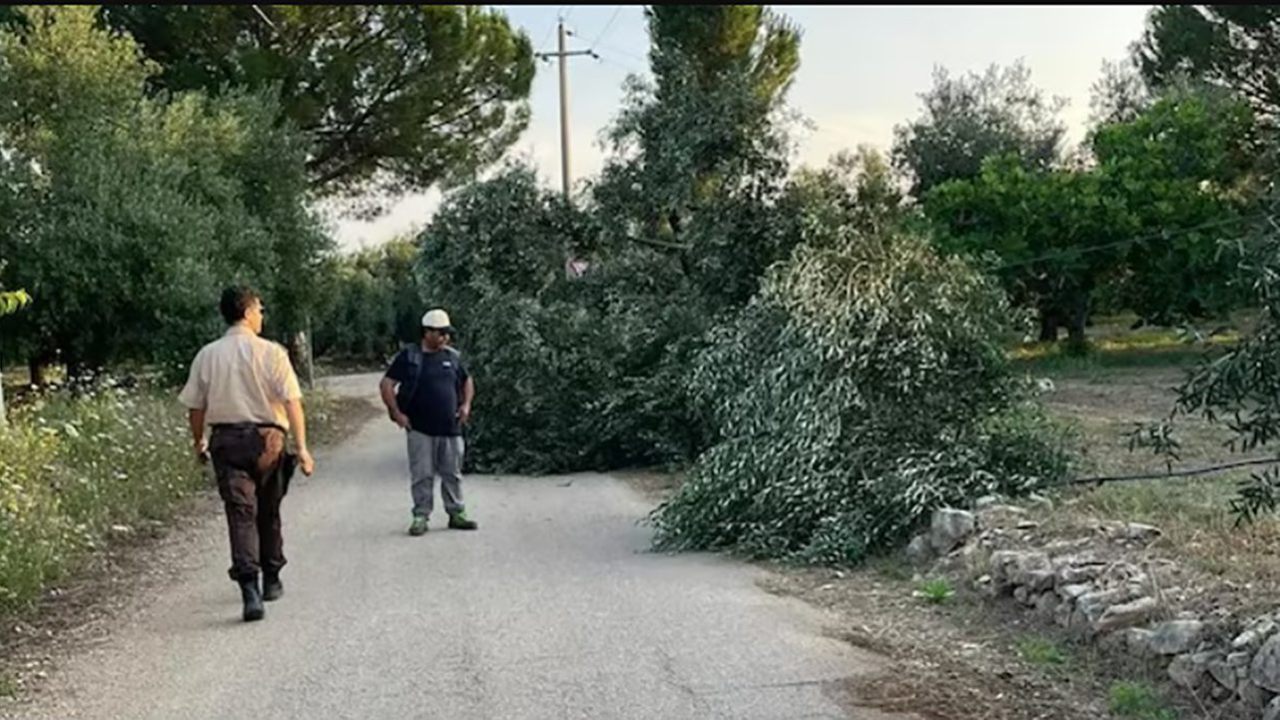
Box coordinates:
[11,374,910,720]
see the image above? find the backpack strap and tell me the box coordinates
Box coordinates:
[397,344,426,410]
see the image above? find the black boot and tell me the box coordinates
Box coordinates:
[240,578,264,622]
[263,572,283,602]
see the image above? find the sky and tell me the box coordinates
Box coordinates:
[326,4,1154,252]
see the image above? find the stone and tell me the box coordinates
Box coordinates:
[1075,588,1132,628]
[1149,620,1206,656]
[1236,621,1279,652]
[1034,591,1059,620]
[1014,585,1031,606]
[1094,596,1159,634]
[1168,652,1214,689]
[1056,563,1106,586]
[1009,552,1052,587]
[1057,583,1092,602]
[989,550,1048,591]
[1023,569,1056,593]
[906,534,933,564]
[1264,696,1280,720]
[930,508,977,554]
[1026,493,1053,510]
[1229,651,1253,668]
[1124,628,1156,659]
[1054,600,1073,629]
[974,495,1002,510]
[1121,522,1162,542]
[1239,680,1270,713]
[1209,658,1239,692]
[1251,633,1280,693]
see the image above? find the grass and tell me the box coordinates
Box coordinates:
[1108,681,1179,720]
[1016,636,1069,669]
[915,578,955,605]
[1010,332,1234,379]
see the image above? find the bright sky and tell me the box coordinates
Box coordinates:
[326,4,1153,252]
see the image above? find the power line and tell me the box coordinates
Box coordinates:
[538,6,565,49]
[596,40,648,66]
[591,6,623,49]
[1068,456,1279,487]
[594,50,644,77]
[984,211,1273,273]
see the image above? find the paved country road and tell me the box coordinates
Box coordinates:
[8,374,913,720]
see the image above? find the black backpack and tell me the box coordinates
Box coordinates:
[394,344,425,413]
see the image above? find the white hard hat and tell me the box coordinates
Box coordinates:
[421,309,454,331]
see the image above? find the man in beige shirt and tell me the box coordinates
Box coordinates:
[179,286,315,622]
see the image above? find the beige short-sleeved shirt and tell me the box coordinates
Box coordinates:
[178,325,303,430]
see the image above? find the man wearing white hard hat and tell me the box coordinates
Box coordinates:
[379,308,477,535]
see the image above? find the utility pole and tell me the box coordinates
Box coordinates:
[536,20,597,199]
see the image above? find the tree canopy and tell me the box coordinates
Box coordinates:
[893,61,1066,199]
[100,4,536,196]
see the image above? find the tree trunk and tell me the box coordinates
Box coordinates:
[287,329,315,390]
[1038,310,1059,342]
[1064,288,1091,356]
[28,356,46,388]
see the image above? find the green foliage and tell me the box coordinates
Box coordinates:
[593,6,799,313]
[0,6,328,378]
[1092,86,1260,324]
[312,238,422,361]
[893,61,1067,198]
[1108,681,1178,720]
[1136,5,1280,127]
[925,85,1261,343]
[926,154,1133,346]
[1016,636,1068,667]
[787,147,906,239]
[0,288,28,315]
[916,578,954,605]
[1163,207,1280,522]
[646,5,799,107]
[1089,58,1150,128]
[99,4,535,195]
[415,164,614,473]
[415,7,808,474]
[648,228,1072,564]
[0,381,200,614]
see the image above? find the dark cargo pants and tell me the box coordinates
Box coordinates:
[209,425,287,583]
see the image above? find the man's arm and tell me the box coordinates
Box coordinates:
[380,377,410,428]
[284,398,314,476]
[458,376,475,425]
[188,408,208,463]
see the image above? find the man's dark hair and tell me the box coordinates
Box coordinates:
[220,286,260,325]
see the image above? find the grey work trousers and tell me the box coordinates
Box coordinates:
[407,430,465,518]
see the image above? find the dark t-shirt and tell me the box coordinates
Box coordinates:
[385,346,469,437]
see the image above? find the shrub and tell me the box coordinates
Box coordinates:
[0,377,200,614]
[649,227,1072,564]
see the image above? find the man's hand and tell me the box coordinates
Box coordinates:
[389,408,411,429]
[457,402,472,426]
[298,448,316,476]
[194,437,209,464]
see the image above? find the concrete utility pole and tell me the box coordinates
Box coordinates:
[536,20,598,198]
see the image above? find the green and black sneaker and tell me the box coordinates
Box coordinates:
[409,515,429,536]
[448,511,478,531]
